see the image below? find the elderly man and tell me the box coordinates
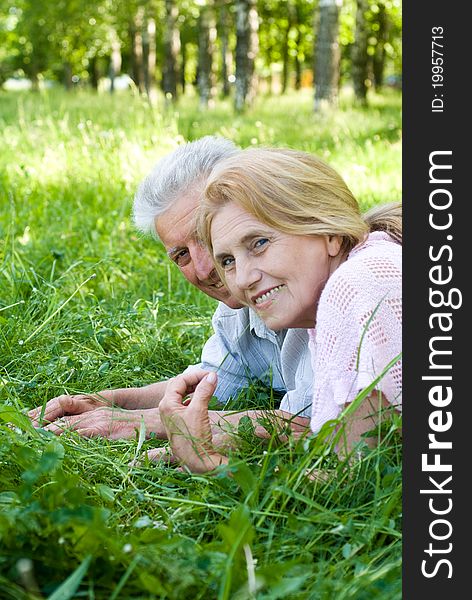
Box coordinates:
[28,137,313,442]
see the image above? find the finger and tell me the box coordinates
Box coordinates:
[146,447,180,464]
[129,447,180,467]
[146,448,185,472]
[164,372,211,405]
[189,372,218,410]
[29,396,79,426]
[43,418,70,436]
[43,414,88,435]
[28,400,59,426]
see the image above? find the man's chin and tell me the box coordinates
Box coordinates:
[223,297,245,309]
[206,286,243,309]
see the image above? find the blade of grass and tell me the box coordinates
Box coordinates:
[48,555,92,600]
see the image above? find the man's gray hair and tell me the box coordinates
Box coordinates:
[133,135,239,236]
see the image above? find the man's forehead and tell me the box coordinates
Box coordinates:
[155,192,200,249]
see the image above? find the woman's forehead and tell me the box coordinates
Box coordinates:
[211,203,277,254]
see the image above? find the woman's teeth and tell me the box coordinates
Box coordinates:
[255,285,284,305]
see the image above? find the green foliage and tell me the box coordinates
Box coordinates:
[340,0,402,87]
[0,89,401,598]
[1,0,402,93]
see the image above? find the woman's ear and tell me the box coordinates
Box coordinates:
[327,235,342,257]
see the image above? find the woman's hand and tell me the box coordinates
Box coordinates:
[159,371,228,473]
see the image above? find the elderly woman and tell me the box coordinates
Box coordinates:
[159,148,402,473]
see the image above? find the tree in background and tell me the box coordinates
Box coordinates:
[129,4,146,94]
[292,0,310,90]
[371,2,387,89]
[108,29,122,93]
[370,1,401,90]
[314,0,342,111]
[234,0,259,112]
[4,0,51,90]
[340,0,402,99]
[144,14,157,97]
[217,0,232,97]
[351,0,368,104]
[1,0,401,111]
[280,1,294,94]
[197,0,216,108]
[162,0,180,101]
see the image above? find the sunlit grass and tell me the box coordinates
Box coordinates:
[0,87,401,598]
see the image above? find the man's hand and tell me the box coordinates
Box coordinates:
[28,393,111,428]
[159,371,228,473]
[37,406,166,440]
[28,380,170,431]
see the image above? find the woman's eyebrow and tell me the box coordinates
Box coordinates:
[214,249,230,262]
[213,230,270,261]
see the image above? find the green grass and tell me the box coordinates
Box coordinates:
[0,87,402,599]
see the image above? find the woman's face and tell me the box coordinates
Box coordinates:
[210,202,341,330]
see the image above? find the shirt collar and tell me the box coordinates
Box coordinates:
[249,308,285,345]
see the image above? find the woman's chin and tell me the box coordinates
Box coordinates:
[258,311,315,331]
[258,315,296,331]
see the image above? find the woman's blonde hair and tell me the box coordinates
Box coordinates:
[198,147,401,255]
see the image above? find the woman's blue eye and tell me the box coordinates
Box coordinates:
[221,257,234,268]
[254,238,269,249]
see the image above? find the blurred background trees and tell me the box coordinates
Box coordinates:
[0,0,402,110]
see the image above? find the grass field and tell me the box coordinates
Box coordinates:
[0,88,402,599]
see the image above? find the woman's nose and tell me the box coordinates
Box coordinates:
[234,259,261,291]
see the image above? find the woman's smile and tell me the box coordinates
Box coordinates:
[252,284,286,306]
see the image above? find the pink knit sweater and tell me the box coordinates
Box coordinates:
[308,231,402,434]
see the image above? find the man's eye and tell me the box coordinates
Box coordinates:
[173,250,190,266]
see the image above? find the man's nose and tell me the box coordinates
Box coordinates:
[192,245,215,281]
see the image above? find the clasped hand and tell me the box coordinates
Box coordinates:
[27,393,160,440]
[158,370,228,473]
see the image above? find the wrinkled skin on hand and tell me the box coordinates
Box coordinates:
[135,428,232,468]
[43,407,163,440]
[28,394,164,440]
[27,387,238,444]
[159,371,228,473]
[28,394,109,427]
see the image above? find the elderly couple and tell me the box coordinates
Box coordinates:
[29,137,402,473]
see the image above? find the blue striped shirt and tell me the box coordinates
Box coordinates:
[188,303,314,418]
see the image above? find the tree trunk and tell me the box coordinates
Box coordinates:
[373,2,388,90]
[88,55,100,90]
[218,4,231,97]
[198,3,216,108]
[109,35,122,94]
[294,46,302,90]
[314,0,342,111]
[163,0,180,102]
[63,62,73,90]
[145,17,157,98]
[352,0,369,105]
[30,67,40,92]
[293,2,302,90]
[281,17,291,94]
[264,40,274,94]
[234,0,259,112]
[181,42,187,94]
[130,8,145,94]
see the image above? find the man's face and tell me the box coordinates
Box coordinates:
[155,189,243,309]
